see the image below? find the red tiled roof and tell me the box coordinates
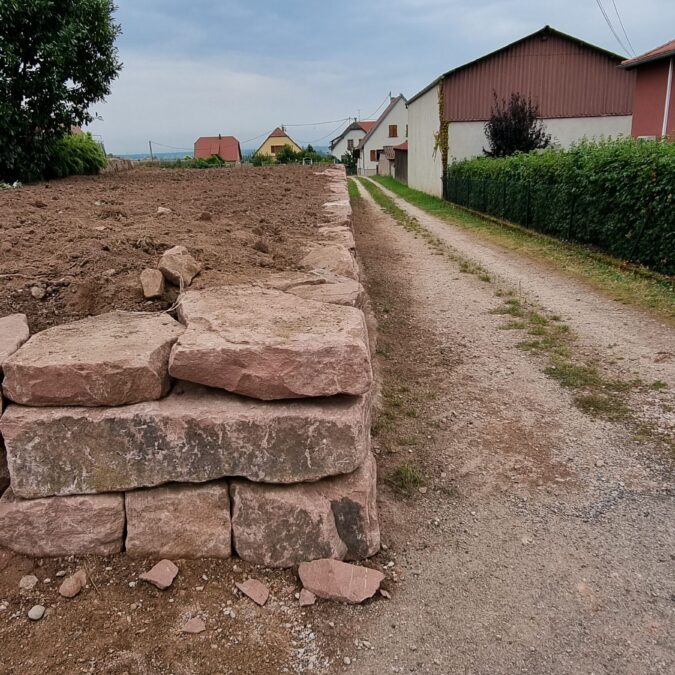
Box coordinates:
[358,121,376,132]
[393,141,408,151]
[194,135,242,162]
[269,127,287,137]
[621,39,675,69]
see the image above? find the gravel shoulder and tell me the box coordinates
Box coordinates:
[337,179,674,674]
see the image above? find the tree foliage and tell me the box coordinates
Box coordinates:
[0,0,122,182]
[340,149,357,175]
[484,92,551,158]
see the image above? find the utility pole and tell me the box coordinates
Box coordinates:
[148,140,154,161]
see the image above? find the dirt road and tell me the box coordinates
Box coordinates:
[338,179,674,674]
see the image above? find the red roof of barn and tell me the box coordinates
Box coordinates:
[621,39,675,69]
[194,135,242,162]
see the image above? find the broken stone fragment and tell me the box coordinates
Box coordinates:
[0,313,29,373]
[261,271,364,307]
[140,559,178,590]
[1,383,370,498]
[1,311,183,407]
[181,617,206,634]
[158,245,201,287]
[0,488,125,556]
[19,575,38,591]
[125,482,231,559]
[299,589,316,606]
[169,285,372,399]
[298,559,384,604]
[299,244,359,280]
[235,579,269,606]
[231,453,379,568]
[140,268,165,299]
[58,569,87,598]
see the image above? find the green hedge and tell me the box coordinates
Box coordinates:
[46,132,107,179]
[446,139,675,275]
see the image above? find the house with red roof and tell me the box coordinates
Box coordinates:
[329,120,376,159]
[621,39,675,139]
[194,135,242,163]
[255,127,302,158]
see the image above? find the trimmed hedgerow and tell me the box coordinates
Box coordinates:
[445,139,675,274]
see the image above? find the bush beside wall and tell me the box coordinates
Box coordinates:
[446,139,675,275]
[46,132,107,179]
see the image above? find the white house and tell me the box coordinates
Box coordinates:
[330,120,376,159]
[407,26,635,197]
[356,95,408,176]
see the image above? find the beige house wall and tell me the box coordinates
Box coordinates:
[257,135,302,157]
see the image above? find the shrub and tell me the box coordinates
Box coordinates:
[446,138,675,274]
[46,132,107,178]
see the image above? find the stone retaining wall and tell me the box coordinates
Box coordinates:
[0,166,380,566]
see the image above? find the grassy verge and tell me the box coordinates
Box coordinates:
[347,177,360,201]
[371,175,675,325]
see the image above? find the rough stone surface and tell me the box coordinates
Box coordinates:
[0,314,29,372]
[231,453,379,568]
[318,226,356,251]
[2,311,184,407]
[299,245,359,281]
[170,286,372,400]
[59,570,87,598]
[235,579,269,606]
[182,617,206,634]
[140,559,178,590]
[140,268,165,299]
[321,199,352,228]
[0,488,125,556]
[0,445,8,494]
[1,383,371,498]
[299,589,316,606]
[125,482,231,559]
[28,605,45,621]
[19,575,38,591]
[298,559,384,604]
[262,271,364,308]
[158,245,201,287]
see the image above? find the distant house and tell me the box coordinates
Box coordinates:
[194,135,242,163]
[356,95,408,176]
[620,39,674,139]
[329,120,376,159]
[407,25,636,196]
[256,127,302,158]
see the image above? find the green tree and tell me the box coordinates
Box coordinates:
[0,0,122,182]
[275,144,301,164]
[484,92,551,158]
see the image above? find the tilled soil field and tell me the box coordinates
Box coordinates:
[0,166,332,332]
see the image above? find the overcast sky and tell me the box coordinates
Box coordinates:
[87,0,675,154]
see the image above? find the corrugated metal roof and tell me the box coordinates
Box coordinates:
[621,39,675,69]
[442,29,634,121]
[194,136,242,162]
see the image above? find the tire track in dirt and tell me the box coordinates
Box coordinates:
[335,179,674,674]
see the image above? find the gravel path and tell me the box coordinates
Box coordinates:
[338,179,674,674]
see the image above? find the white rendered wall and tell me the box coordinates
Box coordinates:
[358,99,408,175]
[448,115,633,163]
[331,128,366,159]
[407,85,443,196]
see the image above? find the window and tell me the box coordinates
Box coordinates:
[388,124,397,137]
[347,138,354,151]
[405,124,408,138]
[370,149,377,162]
[270,145,284,155]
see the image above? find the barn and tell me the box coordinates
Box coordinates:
[407,26,636,196]
[194,135,242,163]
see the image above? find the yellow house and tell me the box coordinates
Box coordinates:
[255,127,302,158]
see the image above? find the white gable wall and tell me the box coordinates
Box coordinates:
[331,128,367,159]
[408,84,443,196]
[358,99,408,175]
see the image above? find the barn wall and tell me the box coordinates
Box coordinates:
[408,85,443,196]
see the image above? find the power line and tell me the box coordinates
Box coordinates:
[149,141,192,152]
[283,118,350,127]
[239,129,273,145]
[595,0,630,55]
[305,119,350,145]
[610,0,635,56]
[364,93,391,121]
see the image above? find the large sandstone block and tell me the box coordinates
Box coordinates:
[0,314,30,372]
[2,311,184,407]
[299,244,359,281]
[125,482,231,558]
[169,286,372,400]
[262,271,364,308]
[1,383,371,498]
[0,488,125,556]
[231,453,379,568]
[158,245,202,287]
